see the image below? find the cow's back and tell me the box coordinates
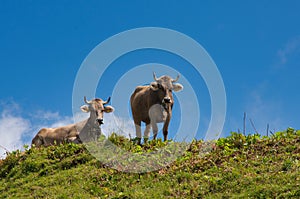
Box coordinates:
[32,125,78,147]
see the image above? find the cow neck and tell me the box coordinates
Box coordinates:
[86,111,99,128]
[78,111,101,142]
[75,112,99,133]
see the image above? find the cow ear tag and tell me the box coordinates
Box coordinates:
[104,105,114,113]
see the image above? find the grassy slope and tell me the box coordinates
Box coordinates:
[0,128,300,198]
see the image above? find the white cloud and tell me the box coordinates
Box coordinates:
[0,101,136,159]
[0,103,76,159]
[277,36,300,66]
[32,110,61,120]
[49,116,73,128]
[0,111,30,158]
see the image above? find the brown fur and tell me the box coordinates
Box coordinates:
[31,124,81,147]
[130,74,183,144]
[32,97,114,147]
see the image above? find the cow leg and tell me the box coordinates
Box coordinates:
[134,121,142,145]
[151,122,158,140]
[143,123,151,143]
[163,126,168,142]
[163,114,172,142]
[134,122,142,138]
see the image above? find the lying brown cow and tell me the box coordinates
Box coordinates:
[130,73,183,144]
[31,96,114,147]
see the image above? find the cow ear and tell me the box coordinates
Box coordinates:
[173,83,183,92]
[150,82,159,90]
[104,105,114,113]
[80,105,90,113]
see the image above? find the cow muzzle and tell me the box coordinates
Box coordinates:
[163,97,171,103]
[97,118,104,125]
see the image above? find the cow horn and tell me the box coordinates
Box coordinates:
[84,96,92,104]
[153,72,158,81]
[172,74,180,82]
[103,96,111,105]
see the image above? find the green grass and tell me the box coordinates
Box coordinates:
[1,128,300,198]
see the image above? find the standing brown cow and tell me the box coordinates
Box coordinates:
[130,73,183,144]
[31,96,114,147]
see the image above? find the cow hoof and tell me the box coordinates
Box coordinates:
[131,137,141,145]
[143,138,149,144]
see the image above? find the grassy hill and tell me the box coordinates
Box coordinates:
[1,128,300,198]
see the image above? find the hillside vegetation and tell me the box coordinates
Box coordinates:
[1,128,300,198]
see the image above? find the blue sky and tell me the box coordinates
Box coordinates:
[1,1,300,156]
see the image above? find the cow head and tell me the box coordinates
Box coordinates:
[150,72,183,105]
[80,96,114,125]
